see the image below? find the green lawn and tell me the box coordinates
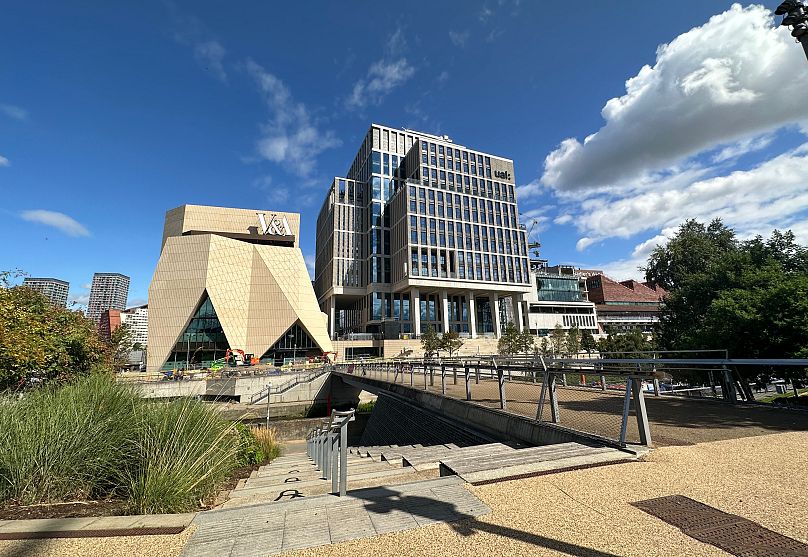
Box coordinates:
[760,387,808,404]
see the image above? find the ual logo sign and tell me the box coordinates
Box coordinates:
[257,213,292,236]
[494,170,511,180]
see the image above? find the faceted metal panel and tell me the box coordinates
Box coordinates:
[632,495,808,557]
[147,229,331,372]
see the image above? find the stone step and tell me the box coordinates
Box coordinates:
[253,457,377,479]
[395,443,516,471]
[439,444,635,483]
[438,442,596,472]
[233,466,419,499]
[243,463,400,489]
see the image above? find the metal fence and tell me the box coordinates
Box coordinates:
[332,354,808,449]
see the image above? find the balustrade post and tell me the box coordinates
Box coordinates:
[441,365,446,395]
[465,365,471,400]
[498,368,506,410]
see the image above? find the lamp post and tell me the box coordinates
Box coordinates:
[288,331,297,366]
[776,0,808,61]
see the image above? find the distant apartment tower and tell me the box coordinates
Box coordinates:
[87,273,130,322]
[22,277,70,307]
[99,304,148,346]
[121,305,148,346]
[315,124,531,339]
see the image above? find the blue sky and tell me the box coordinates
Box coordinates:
[2,1,808,307]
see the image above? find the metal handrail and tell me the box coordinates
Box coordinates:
[305,408,355,496]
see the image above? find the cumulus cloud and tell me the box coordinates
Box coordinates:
[574,143,808,247]
[542,4,808,192]
[193,40,227,82]
[247,60,340,177]
[0,104,27,121]
[347,30,415,110]
[347,58,415,110]
[21,210,90,237]
[0,155,9,167]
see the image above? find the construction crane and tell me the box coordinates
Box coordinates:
[524,218,546,272]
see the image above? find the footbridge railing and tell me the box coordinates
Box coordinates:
[250,367,330,404]
[332,356,808,449]
[306,408,355,496]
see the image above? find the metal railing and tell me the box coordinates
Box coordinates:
[332,355,808,449]
[250,367,330,404]
[306,409,356,496]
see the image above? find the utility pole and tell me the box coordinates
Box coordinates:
[776,1,808,61]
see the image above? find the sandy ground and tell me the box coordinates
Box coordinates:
[283,431,808,557]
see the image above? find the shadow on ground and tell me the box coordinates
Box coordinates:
[353,485,621,557]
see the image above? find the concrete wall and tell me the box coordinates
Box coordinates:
[335,373,623,450]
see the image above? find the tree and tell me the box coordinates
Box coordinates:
[550,325,566,356]
[540,337,550,356]
[565,325,580,356]
[581,329,597,354]
[518,328,536,354]
[497,322,521,355]
[440,329,464,357]
[420,326,441,359]
[0,271,111,390]
[643,221,808,400]
[109,323,134,369]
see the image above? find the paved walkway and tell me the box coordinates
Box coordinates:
[182,475,490,557]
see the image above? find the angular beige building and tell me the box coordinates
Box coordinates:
[147,204,332,372]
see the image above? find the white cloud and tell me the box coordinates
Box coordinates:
[347,30,415,110]
[710,134,773,163]
[0,155,9,167]
[347,58,415,110]
[542,4,808,193]
[0,104,27,121]
[21,210,90,237]
[193,40,227,82]
[304,254,316,279]
[247,60,340,177]
[554,214,573,225]
[573,143,808,246]
[449,30,470,47]
[516,178,544,200]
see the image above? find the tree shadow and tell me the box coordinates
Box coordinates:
[350,485,621,557]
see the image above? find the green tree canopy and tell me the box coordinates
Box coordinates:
[581,329,597,354]
[643,221,808,398]
[550,325,566,355]
[565,325,581,356]
[420,326,441,359]
[0,271,111,389]
[440,329,464,357]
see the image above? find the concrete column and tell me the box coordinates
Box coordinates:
[492,296,502,338]
[515,296,524,332]
[468,292,477,339]
[412,288,421,336]
[328,297,336,340]
[440,290,450,334]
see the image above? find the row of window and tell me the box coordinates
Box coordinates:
[409,216,527,256]
[408,189,520,229]
[409,247,528,284]
[420,139,492,168]
[414,169,515,201]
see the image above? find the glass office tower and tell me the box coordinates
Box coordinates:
[315,124,531,340]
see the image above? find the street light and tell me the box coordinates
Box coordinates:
[288,330,297,366]
[776,0,808,61]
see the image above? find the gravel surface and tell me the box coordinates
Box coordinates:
[281,431,808,557]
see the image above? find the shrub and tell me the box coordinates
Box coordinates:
[0,375,255,514]
[125,398,240,514]
[250,426,281,462]
[234,423,265,466]
[0,374,139,505]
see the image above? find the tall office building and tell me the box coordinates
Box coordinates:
[87,273,130,322]
[315,124,532,340]
[21,277,69,307]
